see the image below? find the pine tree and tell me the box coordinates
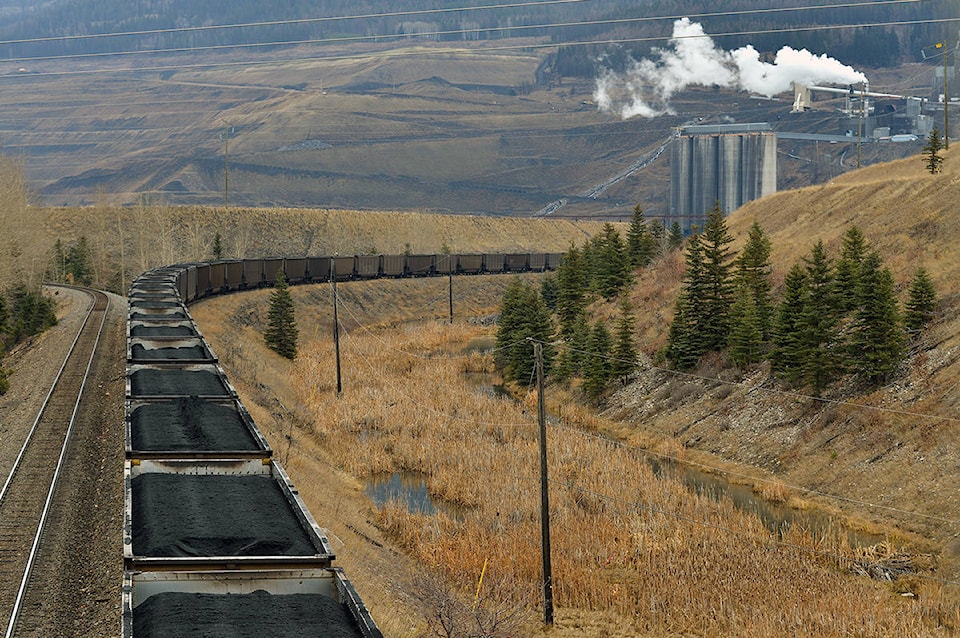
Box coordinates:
[904,267,937,334]
[610,298,637,381]
[495,277,554,382]
[583,321,612,402]
[667,221,685,251]
[699,203,736,352]
[626,204,656,267]
[666,232,708,369]
[848,251,904,383]
[540,273,558,312]
[649,219,666,252]
[212,232,224,260]
[555,243,588,339]
[593,223,631,298]
[834,226,868,313]
[729,283,764,367]
[264,270,298,360]
[734,221,774,341]
[799,241,841,394]
[772,263,809,383]
[66,236,93,286]
[555,312,590,381]
[923,128,944,174]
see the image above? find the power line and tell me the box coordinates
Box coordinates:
[0,0,932,65]
[0,0,593,46]
[0,14,955,78]
[0,0,929,50]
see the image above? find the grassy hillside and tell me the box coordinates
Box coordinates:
[615,147,960,570]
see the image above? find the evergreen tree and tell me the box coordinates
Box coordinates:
[264,270,298,360]
[212,232,224,260]
[495,277,554,382]
[593,223,631,298]
[667,220,685,251]
[666,232,708,369]
[9,283,57,343]
[540,273,558,312]
[799,241,841,394]
[834,225,868,313]
[772,263,809,383]
[66,236,93,286]
[583,320,612,403]
[923,128,944,174]
[699,203,736,352]
[729,282,764,367]
[904,267,937,334]
[734,221,774,340]
[848,251,904,383]
[554,243,588,339]
[626,204,656,267]
[555,312,590,382]
[649,218,666,253]
[610,298,637,381]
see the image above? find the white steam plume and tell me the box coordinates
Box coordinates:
[594,18,868,119]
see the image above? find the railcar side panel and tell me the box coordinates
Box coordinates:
[457,254,483,274]
[406,255,435,277]
[243,259,264,288]
[381,255,405,277]
[356,255,380,278]
[307,257,332,282]
[483,254,506,273]
[262,258,284,285]
[284,258,308,284]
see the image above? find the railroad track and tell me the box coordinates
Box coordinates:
[0,287,109,637]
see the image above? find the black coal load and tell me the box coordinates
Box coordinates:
[132,474,317,558]
[130,344,210,361]
[130,325,198,338]
[130,398,260,452]
[129,369,230,397]
[133,590,364,638]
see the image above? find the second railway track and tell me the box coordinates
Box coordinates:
[0,287,109,637]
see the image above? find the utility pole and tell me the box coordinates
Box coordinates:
[944,42,950,150]
[534,341,554,626]
[448,269,454,324]
[331,260,342,399]
[223,123,230,207]
[857,82,865,169]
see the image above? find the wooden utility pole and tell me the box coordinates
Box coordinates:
[448,270,454,324]
[945,42,950,150]
[223,123,230,207]
[331,261,342,399]
[534,341,554,626]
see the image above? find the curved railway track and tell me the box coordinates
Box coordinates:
[0,287,109,637]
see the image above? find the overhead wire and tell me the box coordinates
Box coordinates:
[0,0,934,65]
[0,4,952,78]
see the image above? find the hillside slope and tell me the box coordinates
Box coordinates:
[614,147,960,574]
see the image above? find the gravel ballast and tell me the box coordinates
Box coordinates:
[132,474,318,558]
[133,591,363,637]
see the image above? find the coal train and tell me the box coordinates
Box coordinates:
[124,253,560,636]
[174,252,563,302]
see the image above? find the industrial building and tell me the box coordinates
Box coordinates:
[669,123,777,233]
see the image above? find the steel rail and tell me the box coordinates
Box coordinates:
[1,287,110,638]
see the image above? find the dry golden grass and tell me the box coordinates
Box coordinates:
[43,204,617,292]
[283,315,956,637]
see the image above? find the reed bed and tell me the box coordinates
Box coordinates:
[290,321,958,637]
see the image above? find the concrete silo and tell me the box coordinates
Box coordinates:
[669,123,777,232]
